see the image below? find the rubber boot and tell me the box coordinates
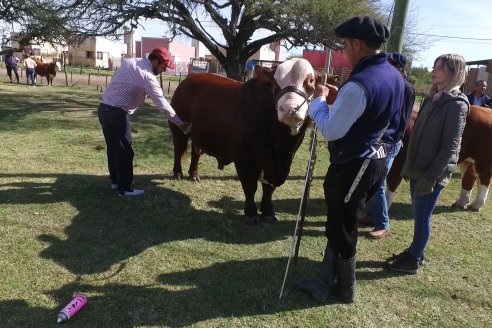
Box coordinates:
[296,243,336,302]
[332,255,356,304]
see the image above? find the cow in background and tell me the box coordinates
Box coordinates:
[386,105,492,211]
[34,61,57,86]
[170,58,316,225]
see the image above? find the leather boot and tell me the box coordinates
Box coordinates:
[332,255,356,303]
[296,243,336,302]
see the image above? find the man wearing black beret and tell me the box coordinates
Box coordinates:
[297,16,405,304]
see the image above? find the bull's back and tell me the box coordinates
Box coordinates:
[171,73,243,157]
[459,105,492,162]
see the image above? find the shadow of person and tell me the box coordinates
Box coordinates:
[0,257,329,327]
[0,172,326,276]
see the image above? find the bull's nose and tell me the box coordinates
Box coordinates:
[278,105,297,117]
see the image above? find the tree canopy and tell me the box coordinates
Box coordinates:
[2,0,381,80]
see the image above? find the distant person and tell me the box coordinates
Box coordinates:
[98,47,191,197]
[359,52,416,239]
[23,54,37,86]
[4,50,20,83]
[387,54,469,274]
[466,80,490,106]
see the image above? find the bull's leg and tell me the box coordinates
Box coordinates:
[469,165,491,211]
[188,140,201,182]
[385,189,395,209]
[169,123,188,179]
[260,182,277,222]
[453,161,476,209]
[235,162,260,225]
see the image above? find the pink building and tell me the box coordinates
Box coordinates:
[125,34,195,75]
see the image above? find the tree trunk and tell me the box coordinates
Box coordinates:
[219,50,248,81]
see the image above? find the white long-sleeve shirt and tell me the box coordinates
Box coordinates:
[101,58,183,125]
[308,82,367,141]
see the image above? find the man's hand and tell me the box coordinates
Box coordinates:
[314,83,338,105]
[178,121,192,135]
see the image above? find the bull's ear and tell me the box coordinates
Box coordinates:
[254,65,274,82]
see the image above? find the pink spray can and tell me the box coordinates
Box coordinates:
[56,294,87,323]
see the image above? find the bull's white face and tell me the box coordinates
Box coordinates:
[274,58,315,135]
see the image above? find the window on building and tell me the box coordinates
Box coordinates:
[96,52,103,60]
[86,51,94,59]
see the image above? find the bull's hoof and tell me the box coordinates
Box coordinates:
[468,205,480,212]
[173,172,183,180]
[189,175,201,182]
[451,202,466,209]
[245,216,260,225]
[260,214,278,223]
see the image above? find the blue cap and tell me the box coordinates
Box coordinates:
[388,52,407,68]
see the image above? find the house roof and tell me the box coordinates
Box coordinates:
[466,59,492,66]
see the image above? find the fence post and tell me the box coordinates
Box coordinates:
[64,68,68,87]
[70,71,73,83]
[168,81,171,94]
[88,73,91,85]
[105,75,108,87]
[159,73,163,89]
[80,65,83,74]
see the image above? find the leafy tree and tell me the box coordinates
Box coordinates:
[2,0,381,80]
[409,66,432,94]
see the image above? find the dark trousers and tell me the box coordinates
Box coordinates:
[323,158,387,259]
[6,66,19,82]
[98,103,134,192]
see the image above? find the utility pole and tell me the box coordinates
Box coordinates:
[387,0,410,53]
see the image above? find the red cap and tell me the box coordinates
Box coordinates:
[151,47,175,69]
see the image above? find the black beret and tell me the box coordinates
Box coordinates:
[335,16,390,44]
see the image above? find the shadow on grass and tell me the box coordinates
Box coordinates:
[0,256,359,327]
[0,173,327,276]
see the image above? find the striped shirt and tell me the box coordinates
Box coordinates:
[100,58,183,125]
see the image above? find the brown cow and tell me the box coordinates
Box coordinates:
[34,61,57,86]
[169,58,316,224]
[386,105,492,211]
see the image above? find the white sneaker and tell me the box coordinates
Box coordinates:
[111,183,118,190]
[119,188,144,197]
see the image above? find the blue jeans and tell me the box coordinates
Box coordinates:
[407,178,444,261]
[365,140,402,229]
[26,68,36,86]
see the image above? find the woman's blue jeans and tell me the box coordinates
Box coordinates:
[365,140,402,229]
[407,178,444,261]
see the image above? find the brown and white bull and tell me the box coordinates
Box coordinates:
[35,61,57,86]
[169,58,316,224]
[387,105,492,211]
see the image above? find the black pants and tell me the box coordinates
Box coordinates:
[6,66,19,82]
[323,158,387,259]
[98,103,134,192]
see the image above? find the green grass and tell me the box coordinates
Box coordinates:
[0,79,491,327]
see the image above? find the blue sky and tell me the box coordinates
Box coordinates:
[407,0,492,68]
[137,0,492,70]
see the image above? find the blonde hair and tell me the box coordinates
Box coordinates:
[429,54,467,96]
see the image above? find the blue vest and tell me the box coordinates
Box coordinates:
[329,53,404,164]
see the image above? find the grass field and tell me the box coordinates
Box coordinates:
[0,80,491,327]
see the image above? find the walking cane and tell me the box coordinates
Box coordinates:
[278,74,326,300]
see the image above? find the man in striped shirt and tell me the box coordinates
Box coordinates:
[98,47,191,197]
